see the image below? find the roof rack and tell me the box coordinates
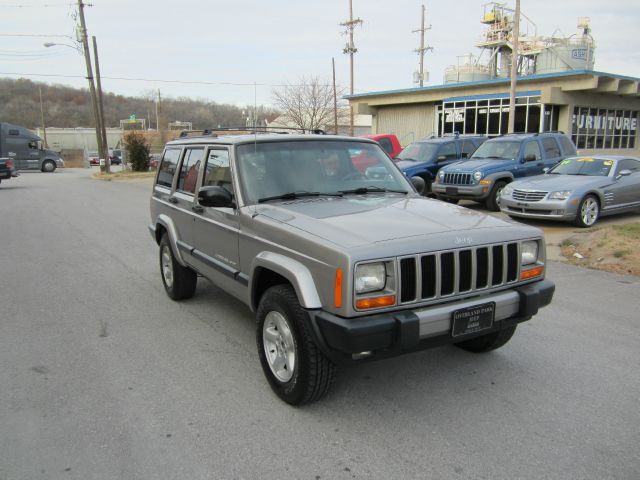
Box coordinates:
[534,130,565,135]
[178,126,326,138]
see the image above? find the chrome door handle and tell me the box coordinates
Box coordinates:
[168,197,178,204]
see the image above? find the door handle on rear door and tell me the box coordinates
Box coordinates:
[192,205,204,214]
[168,197,178,204]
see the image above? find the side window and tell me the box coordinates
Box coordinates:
[437,142,457,160]
[8,129,19,135]
[523,141,542,161]
[28,141,38,150]
[177,148,204,194]
[377,137,393,155]
[461,140,476,157]
[616,159,640,174]
[203,149,232,192]
[558,136,577,156]
[542,138,561,158]
[157,148,181,188]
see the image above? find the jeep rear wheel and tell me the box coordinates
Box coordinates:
[454,325,517,353]
[159,233,197,300]
[256,284,335,405]
[486,180,507,212]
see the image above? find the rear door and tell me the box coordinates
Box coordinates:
[541,137,563,170]
[171,147,205,250]
[521,140,543,177]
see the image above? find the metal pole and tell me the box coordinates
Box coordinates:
[155,89,160,131]
[77,0,104,170]
[508,0,520,133]
[332,57,338,134]
[349,0,354,136]
[92,35,109,173]
[38,86,48,148]
[419,5,425,87]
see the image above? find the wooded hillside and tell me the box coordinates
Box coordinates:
[0,77,277,130]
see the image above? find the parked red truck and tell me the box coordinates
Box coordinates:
[354,134,403,172]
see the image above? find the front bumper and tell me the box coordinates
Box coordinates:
[432,182,489,200]
[56,158,65,168]
[500,197,578,221]
[307,279,554,364]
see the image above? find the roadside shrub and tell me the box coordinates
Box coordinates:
[124,132,150,172]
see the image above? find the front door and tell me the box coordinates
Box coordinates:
[191,148,243,295]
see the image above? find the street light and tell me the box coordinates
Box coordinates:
[43,41,83,54]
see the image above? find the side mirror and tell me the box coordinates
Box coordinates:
[410,176,426,194]
[198,186,234,208]
[616,169,632,179]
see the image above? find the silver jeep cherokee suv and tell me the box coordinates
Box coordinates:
[149,131,555,405]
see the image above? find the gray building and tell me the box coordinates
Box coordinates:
[347,70,640,156]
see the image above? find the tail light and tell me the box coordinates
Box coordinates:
[6,159,11,169]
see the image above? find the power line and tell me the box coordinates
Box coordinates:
[0,71,363,90]
[0,33,73,38]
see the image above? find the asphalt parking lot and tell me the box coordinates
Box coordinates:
[1,169,639,480]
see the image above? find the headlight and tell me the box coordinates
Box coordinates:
[501,184,514,197]
[521,241,538,265]
[355,263,386,294]
[438,170,445,180]
[548,190,572,200]
[473,171,482,182]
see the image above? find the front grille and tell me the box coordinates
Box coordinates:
[398,242,520,304]
[512,189,548,202]
[442,172,473,185]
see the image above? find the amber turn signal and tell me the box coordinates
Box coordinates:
[334,268,343,308]
[520,265,544,280]
[356,295,396,310]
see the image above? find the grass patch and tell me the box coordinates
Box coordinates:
[612,223,640,237]
[93,170,155,181]
[613,249,631,259]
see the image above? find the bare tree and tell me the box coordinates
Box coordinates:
[272,76,348,133]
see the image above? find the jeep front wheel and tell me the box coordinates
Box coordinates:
[454,325,517,353]
[256,285,335,405]
[486,180,507,212]
[159,233,197,300]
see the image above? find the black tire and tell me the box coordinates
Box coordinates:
[485,180,507,212]
[42,160,56,173]
[454,325,517,353]
[256,284,335,405]
[574,194,600,228]
[420,177,432,197]
[159,233,197,300]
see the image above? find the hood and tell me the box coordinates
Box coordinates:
[45,149,61,158]
[253,194,517,249]
[444,158,515,173]
[511,174,611,191]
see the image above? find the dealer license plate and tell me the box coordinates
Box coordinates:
[446,186,458,196]
[451,302,495,337]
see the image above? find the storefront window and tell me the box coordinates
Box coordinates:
[572,107,639,150]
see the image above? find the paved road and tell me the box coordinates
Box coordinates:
[1,169,639,480]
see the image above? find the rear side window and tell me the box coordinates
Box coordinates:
[8,129,19,135]
[542,138,561,158]
[377,137,393,154]
[157,148,181,188]
[177,148,204,194]
[558,136,577,156]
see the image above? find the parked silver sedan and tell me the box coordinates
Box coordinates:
[499,156,640,227]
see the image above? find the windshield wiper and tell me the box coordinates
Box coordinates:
[258,191,343,203]
[339,186,408,195]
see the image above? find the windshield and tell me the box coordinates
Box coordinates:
[396,142,439,162]
[549,157,614,177]
[471,141,521,160]
[236,140,411,204]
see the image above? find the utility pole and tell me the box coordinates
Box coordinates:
[413,4,433,87]
[38,86,48,148]
[332,57,338,134]
[77,0,105,171]
[155,89,160,132]
[341,0,363,136]
[508,0,520,133]
[92,35,109,173]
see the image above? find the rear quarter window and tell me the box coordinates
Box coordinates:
[157,148,182,188]
[558,136,577,156]
[542,138,561,158]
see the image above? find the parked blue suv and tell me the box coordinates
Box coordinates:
[432,132,577,211]
[395,135,486,195]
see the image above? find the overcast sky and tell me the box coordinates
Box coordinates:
[2,0,639,107]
